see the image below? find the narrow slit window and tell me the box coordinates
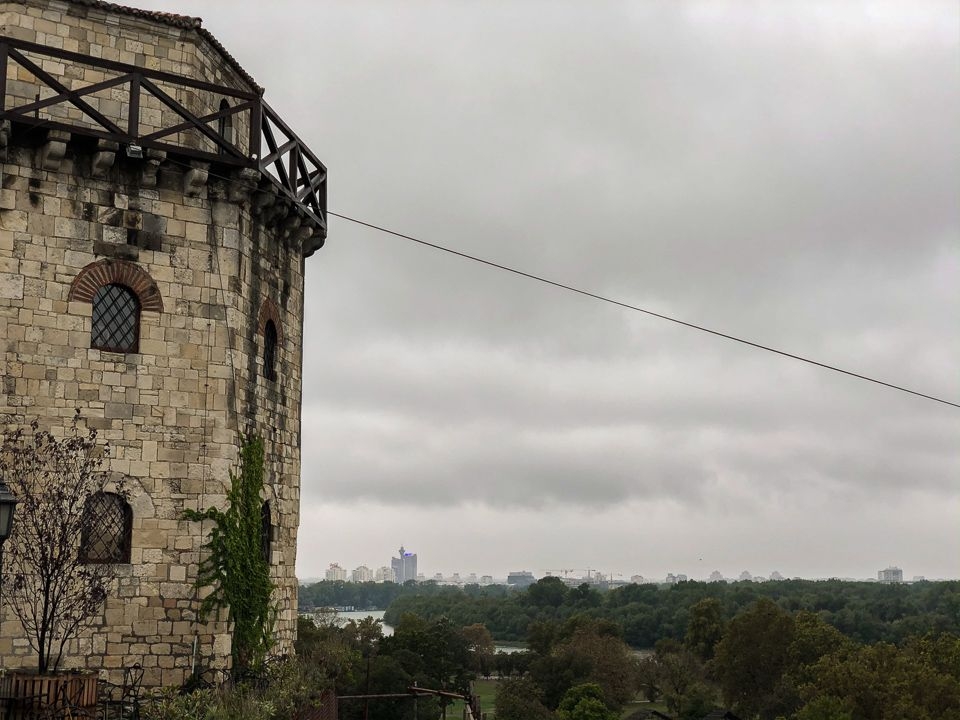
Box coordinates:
[261,501,272,565]
[91,284,140,353]
[263,320,278,381]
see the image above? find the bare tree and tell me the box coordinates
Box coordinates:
[0,412,127,673]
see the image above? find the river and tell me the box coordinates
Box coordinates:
[307,609,527,654]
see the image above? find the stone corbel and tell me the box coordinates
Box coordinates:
[183,161,209,197]
[263,200,289,227]
[281,211,303,240]
[91,139,119,178]
[141,149,166,188]
[302,228,325,257]
[229,168,261,203]
[251,182,278,216]
[39,130,70,171]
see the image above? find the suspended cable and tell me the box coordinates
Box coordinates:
[328,211,960,410]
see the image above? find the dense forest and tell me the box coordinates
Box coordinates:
[375,577,958,647]
[293,586,960,720]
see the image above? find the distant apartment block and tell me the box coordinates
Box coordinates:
[480,575,494,585]
[709,570,724,582]
[878,566,903,584]
[507,571,537,588]
[375,566,396,583]
[352,565,374,583]
[391,546,418,584]
[326,563,348,582]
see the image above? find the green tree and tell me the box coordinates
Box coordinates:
[799,636,960,720]
[647,640,711,716]
[528,576,569,608]
[712,597,795,719]
[685,597,726,661]
[462,623,495,675]
[557,683,618,720]
[495,677,554,720]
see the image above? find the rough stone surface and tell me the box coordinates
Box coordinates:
[0,0,310,689]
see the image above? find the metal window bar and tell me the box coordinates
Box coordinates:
[91,285,140,354]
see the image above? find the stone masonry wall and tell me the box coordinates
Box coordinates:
[0,1,307,688]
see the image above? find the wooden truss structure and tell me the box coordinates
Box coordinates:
[0,36,326,250]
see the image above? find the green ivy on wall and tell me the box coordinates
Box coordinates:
[185,436,275,671]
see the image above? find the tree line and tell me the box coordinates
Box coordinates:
[378,577,958,647]
[299,578,513,612]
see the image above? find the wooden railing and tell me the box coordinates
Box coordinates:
[0,36,327,239]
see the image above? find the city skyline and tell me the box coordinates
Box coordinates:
[307,556,938,584]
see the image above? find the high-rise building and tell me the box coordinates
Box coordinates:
[375,566,396,583]
[507,571,537,588]
[391,546,418,584]
[325,563,347,582]
[878,566,903,584]
[352,565,373,583]
[708,570,724,582]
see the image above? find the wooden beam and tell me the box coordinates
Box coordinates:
[10,49,123,134]
[2,37,258,99]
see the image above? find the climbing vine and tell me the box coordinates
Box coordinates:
[185,436,275,671]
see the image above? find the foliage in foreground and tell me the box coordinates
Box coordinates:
[141,658,328,720]
[0,413,126,673]
[185,437,275,671]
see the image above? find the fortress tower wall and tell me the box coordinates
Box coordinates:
[0,0,322,687]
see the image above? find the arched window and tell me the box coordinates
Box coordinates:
[91,284,140,353]
[260,501,272,564]
[81,492,132,564]
[263,320,278,381]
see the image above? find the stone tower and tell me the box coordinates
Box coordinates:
[0,0,325,686]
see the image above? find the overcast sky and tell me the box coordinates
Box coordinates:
[137,0,958,581]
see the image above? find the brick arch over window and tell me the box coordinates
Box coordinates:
[257,297,284,345]
[68,259,164,313]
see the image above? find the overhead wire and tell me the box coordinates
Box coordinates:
[158,155,960,410]
[327,212,960,410]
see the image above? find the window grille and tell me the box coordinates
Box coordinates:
[263,320,278,381]
[81,492,132,564]
[261,501,272,564]
[91,284,140,353]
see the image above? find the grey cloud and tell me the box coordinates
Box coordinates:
[136,0,958,578]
